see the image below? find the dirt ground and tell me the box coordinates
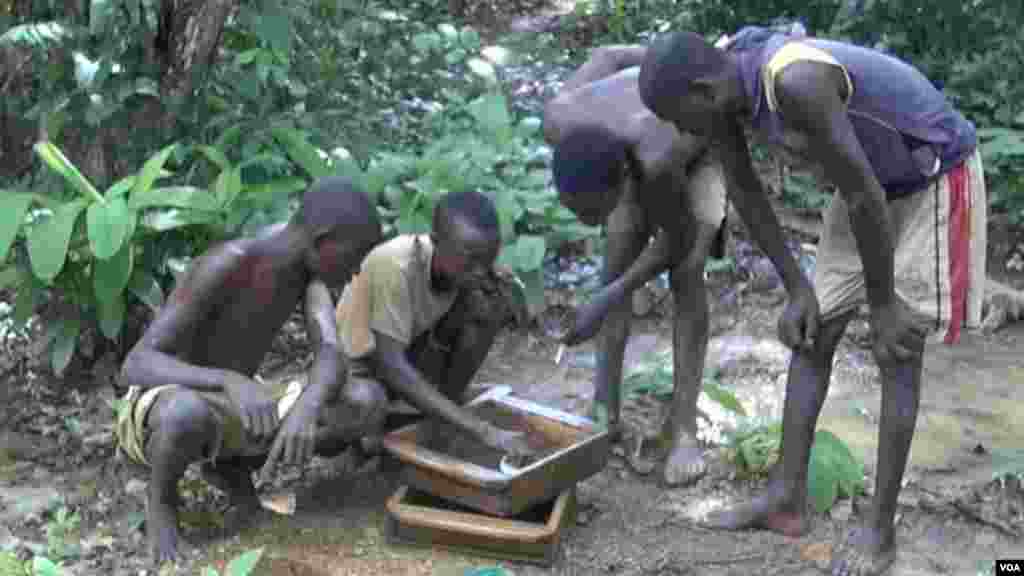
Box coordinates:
[5,8,1024,574]
[2,231,1023,576]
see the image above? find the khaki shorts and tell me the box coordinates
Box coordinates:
[686,152,728,230]
[815,149,986,344]
[116,377,303,467]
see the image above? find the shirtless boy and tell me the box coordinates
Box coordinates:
[639,27,983,575]
[543,45,728,486]
[117,176,382,564]
[334,190,532,465]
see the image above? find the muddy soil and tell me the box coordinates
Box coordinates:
[3,256,1023,576]
[5,7,1024,575]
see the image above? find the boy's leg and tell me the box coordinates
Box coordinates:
[661,221,716,486]
[140,388,221,564]
[661,154,728,486]
[313,368,389,457]
[594,192,650,435]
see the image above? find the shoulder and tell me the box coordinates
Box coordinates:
[360,235,421,281]
[770,43,849,113]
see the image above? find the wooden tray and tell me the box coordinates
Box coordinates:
[381,386,609,517]
[384,484,576,566]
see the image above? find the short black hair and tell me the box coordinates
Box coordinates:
[639,31,730,119]
[552,125,629,200]
[433,190,500,242]
[298,176,381,245]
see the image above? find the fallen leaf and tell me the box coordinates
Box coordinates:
[260,492,296,515]
[800,542,832,568]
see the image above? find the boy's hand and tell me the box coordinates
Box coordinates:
[259,399,318,482]
[223,374,279,439]
[870,300,926,364]
[778,282,820,352]
[562,285,624,346]
[480,423,535,459]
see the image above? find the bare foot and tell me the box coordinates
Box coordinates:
[827,526,896,576]
[146,496,183,566]
[625,433,660,475]
[662,432,707,487]
[702,482,808,537]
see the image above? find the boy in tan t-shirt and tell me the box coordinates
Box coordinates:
[335,190,532,456]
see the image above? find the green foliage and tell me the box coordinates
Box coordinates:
[0,136,309,374]
[44,505,80,561]
[726,424,865,513]
[204,548,265,576]
[622,350,747,417]
[337,91,598,314]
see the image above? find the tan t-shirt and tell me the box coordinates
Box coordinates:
[336,234,457,359]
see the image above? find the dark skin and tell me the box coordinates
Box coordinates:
[120,217,379,566]
[368,215,534,456]
[543,46,722,485]
[643,39,928,575]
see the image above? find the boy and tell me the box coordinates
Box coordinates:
[334,190,532,465]
[543,45,728,486]
[639,28,981,575]
[117,176,382,564]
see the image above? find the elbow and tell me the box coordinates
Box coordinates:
[119,346,146,388]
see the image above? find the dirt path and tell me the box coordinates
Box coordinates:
[184,282,1024,576]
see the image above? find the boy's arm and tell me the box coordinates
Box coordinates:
[370,331,529,455]
[261,279,343,476]
[775,60,923,360]
[715,116,820,350]
[120,244,280,438]
[559,45,648,93]
[120,245,249,393]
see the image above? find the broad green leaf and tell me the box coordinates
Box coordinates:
[87,197,133,259]
[215,167,243,208]
[701,379,747,417]
[50,315,81,376]
[518,267,546,318]
[98,293,126,340]
[141,209,220,232]
[255,0,291,52]
[807,454,840,514]
[270,127,330,179]
[34,142,103,203]
[132,144,178,196]
[497,235,546,272]
[0,267,18,291]
[132,186,220,212]
[27,199,88,282]
[127,268,164,312]
[467,93,511,142]
[196,145,230,171]
[807,429,864,513]
[32,555,62,576]
[467,57,497,84]
[203,567,220,576]
[225,548,264,576]
[93,242,133,305]
[13,274,42,324]
[245,178,307,203]
[0,192,34,262]
[105,175,138,200]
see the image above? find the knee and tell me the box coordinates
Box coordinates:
[343,378,388,429]
[149,390,215,438]
[146,390,216,461]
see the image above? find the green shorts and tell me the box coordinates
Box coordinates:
[115,377,303,467]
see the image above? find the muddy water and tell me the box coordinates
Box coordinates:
[690,329,1024,479]
[420,401,575,470]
